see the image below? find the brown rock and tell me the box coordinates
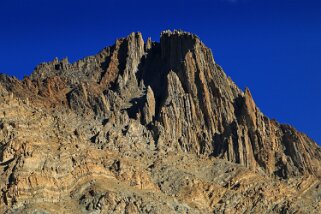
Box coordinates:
[0,30,321,213]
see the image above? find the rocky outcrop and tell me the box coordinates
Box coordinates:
[0,30,321,213]
[142,86,155,125]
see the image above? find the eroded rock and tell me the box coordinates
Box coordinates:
[0,30,320,213]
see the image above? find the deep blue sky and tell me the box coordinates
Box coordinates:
[0,0,320,144]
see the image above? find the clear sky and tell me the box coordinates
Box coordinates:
[0,0,320,144]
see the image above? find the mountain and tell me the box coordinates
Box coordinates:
[0,30,320,213]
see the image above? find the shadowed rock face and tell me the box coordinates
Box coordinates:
[0,30,321,213]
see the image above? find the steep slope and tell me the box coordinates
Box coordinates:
[0,30,321,213]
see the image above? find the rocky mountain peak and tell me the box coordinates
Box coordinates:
[1,31,321,213]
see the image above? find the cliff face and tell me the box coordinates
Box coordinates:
[0,31,321,213]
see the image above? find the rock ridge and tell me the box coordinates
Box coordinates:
[0,30,321,213]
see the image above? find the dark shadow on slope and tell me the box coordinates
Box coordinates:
[126,95,146,120]
[136,42,167,121]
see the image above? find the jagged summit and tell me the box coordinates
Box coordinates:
[1,31,321,213]
[160,29,200,39]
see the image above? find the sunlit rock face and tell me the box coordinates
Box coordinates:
[1,30,321,213]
